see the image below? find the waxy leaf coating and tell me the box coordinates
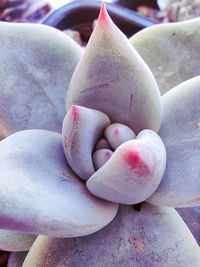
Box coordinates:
[0,3,199,266]
[87,130,166,204]
[93,148,113,170]
[0,22,83,137]
[62,105,110,180]
[104,123,136,149]
[22,204,200,267]
[0,130,118,237]
[66,3,162,134]
[148,76,200,207]
[0,229,36,251]
[130,18,200,94]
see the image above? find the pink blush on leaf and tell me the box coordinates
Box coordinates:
[71,105,79,117]
[123,150,152,177]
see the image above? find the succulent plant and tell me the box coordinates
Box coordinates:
[0,2,199,266]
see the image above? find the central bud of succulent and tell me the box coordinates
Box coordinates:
[93,122,136,169]
[62,105,166,205]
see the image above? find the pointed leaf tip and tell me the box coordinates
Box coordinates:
[66,0,162,133]
[98,2,110,25]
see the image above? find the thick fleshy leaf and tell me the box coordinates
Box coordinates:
[87,130,166,204]
[95,138,111,150]
[62,105,110,180]
[66,3,162,134]
[0,130,118,237]
[22,204,200,267]
[130,18,200,94]
[93,149,113,170]
[0,22,83,137]
[177,207,200,245]
[0,229,36,251]
[8,252,28,267]
[104,123,136,150]
[148,76,200,207]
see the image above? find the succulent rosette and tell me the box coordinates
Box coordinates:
[0,3,199,267]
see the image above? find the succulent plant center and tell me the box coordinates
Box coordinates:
[0,1,199,265]
[93,121,137,170]
[62,104,166,205]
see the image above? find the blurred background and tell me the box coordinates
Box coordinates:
[1,0,200,46]
[1,0,200,24]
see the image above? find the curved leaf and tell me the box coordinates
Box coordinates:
[0,130,118,237]
[148,76,200,207]
[0,229,36,251]
[104,123,136,150]
[87,130,166,204]
[66,3,162,134]
[93,149,113,170]
[22,204,200,267]
[177,207,200,245]
[0,22,83,136]
[130,18,200,94]
[62,105,110,180]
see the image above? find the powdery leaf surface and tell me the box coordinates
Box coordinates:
[22,204,200,267]
[130,18,200,94]
[0,22,83,136]
[0,229,36,252]
[0,130,118,237]
[87,130,166,204]
[148,76,200,207]
[66,3,162,134]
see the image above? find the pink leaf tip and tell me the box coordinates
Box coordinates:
[105,151,111,158]
[71,105,79,117]
[98,2,111,26]
[114,128,120,136]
